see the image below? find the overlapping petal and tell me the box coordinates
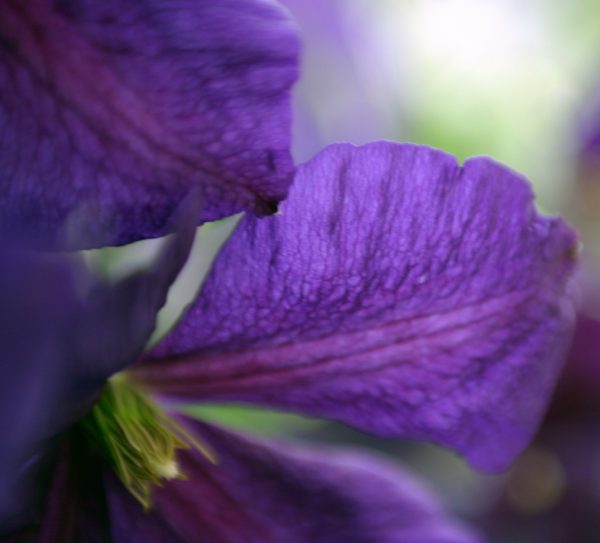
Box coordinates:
[39,419,478,543]
[0,0,299,248]
[139,142,577,471]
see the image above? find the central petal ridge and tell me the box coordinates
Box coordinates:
[79,373,216,509]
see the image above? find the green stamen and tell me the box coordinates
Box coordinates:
[79,373,216,509]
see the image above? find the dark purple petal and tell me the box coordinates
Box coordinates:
[139,142,577,471]
[564,313,600,386]
[37,436,111,543]
[105,417,479,543]
[0,195,198,528]
[0,0,299,249]
[0,252,84,532]
[68,192,199,392]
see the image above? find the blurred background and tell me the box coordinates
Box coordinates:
[88,1,600,541]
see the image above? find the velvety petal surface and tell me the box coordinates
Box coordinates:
[139,142,578,471]
[0,197,197,530]
[0,0,298,248]
[103,418,479,543]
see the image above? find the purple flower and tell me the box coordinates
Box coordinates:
[0,0,299,249]
[3,140,577,541]
[0,2,579,542]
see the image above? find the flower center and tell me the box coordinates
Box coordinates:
[79,373,216,509]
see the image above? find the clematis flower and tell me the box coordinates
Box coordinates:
[0,0,299,249]
[2,139,578,541]
[0,1,579,541]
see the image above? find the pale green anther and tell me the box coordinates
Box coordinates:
[80,373,217,510]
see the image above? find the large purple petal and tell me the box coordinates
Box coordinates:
[0,0,299,249]
[0,196,197,529]
[104,418,479,543]
[139,142,577,471]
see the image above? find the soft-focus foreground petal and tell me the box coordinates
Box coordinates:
[0,251,80,535]
[40,419,479,543]
[0,0,298,249]
[139,142,577,471]
[0,197,197,531]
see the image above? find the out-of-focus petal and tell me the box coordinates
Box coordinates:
[67,193,199,394]
[0,196,198,529]
[0,0,299,249]
[0,251,84,533]
[139,142,577,471]
[564,313,600,386]
[546,263,600,420]
[104,418,479,543]
[278,0,390,161]
[578,92,600,160]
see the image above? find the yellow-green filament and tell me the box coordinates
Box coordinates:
[79,374,216,509]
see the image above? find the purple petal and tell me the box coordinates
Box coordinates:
[0,195,198,527]
[0,0,299,249]
[105,418,479,543]
[138,142,577,471]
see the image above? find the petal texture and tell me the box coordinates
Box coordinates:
[0,0,298,248]
[105,418,478,543]
[140,142,577,471]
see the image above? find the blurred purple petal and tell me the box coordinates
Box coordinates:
[548,265,600,418]
[563,313,600,387]
[278,0,390,161]
[578,91,600,160]
[0,0,298,248]
[104,418,479,543]
[140,142,577,471]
